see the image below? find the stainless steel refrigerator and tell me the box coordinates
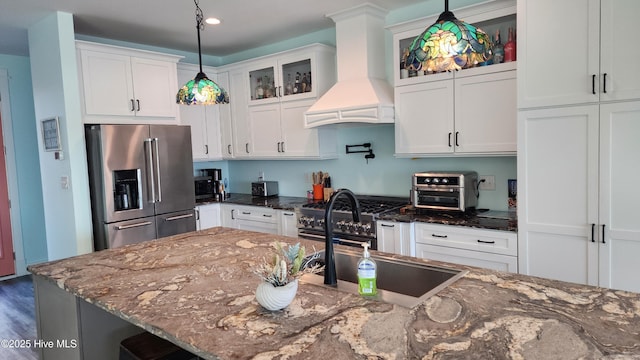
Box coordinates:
[85,124,196,250]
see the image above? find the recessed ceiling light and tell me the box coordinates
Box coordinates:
[205,17,221,25]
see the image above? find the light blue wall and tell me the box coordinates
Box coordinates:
[0,54,48,265]
[227,125,516,211]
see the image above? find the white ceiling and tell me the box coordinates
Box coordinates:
[0,0,432,57]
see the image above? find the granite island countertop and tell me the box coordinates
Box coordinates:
[28,228,639,359]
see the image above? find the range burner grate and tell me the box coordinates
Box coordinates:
[302,197,407,215]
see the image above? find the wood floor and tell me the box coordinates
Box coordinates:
[0,275,38,360]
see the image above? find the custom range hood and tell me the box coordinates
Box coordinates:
[305,3,394,128]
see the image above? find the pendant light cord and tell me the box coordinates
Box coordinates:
[194,0,204,75]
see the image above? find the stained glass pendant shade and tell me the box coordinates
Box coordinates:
[404,0,492,74]
[176,0,229,105]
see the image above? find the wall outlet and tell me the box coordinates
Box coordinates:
[258,171,264,181]
[479,175,495,191]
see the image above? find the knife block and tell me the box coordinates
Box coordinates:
[323,187,333,202]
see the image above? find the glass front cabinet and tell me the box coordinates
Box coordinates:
[247,45,335,105]
[389,0,517,87]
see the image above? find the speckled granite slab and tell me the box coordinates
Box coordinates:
[28,228,639,359]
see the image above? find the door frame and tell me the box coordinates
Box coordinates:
[0,68,26,278]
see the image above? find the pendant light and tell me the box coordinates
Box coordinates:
[176,0,229,105]
[404,0,492,74]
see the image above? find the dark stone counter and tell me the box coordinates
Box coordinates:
[196,193,312,211]
[199,194,517,232]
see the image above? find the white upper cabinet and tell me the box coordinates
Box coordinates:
[77,41,181,124]
[518,0,640,108]
[227,44,338,159]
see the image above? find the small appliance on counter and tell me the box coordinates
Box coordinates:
[252,181,278,197]
[195,168,225,201]
[411,171,479,212]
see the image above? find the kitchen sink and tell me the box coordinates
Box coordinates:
[301,249,468,308]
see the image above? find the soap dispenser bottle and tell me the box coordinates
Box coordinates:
[357,243,377,296]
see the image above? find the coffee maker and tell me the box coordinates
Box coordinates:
[203,169,224,201]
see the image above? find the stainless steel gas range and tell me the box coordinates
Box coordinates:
[296,195,408,250]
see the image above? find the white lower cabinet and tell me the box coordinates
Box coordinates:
[278,210,298,238]
[414,223,518,273]
[518,101,640,292]
[195,204,221,230]
[376,221,414,256]
[220,204,298,236]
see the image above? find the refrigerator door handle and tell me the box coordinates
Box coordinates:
[152,138,162,203]
[144,138,156,203]
[115,221,153,230]
[165,213,194,222]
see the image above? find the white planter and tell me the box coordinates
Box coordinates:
[255,279,298,311]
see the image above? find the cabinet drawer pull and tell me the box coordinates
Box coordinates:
[432,233,448,238]
[242,211,251,215]
[283,212,294,216]
[477,239,495,244]
[263,214,272,218]
[381,224,395,228]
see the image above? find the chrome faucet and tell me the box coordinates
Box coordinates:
[324,189,361,286]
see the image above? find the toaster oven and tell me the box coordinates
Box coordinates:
[411,171,478,212]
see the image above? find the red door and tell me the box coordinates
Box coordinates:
[0,110,15,276]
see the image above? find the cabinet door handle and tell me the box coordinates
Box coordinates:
[227,144,232,154]
[477,239,495,244]
[381,224,395,228]
[602,224,606,244]
[205,145,209,154]
[278,86,282,97]
[136,99,141,111]
[448,132,452,147]
[592,74,596,95]
[455,131,460,147]
[245,143,249,153]
[195,209,200,221]
[281,142,285,152]
[590,223,595,242]
[432,233,448,238]
[130,99,135,111]
[231,209,235,220]
[603,73,607,94]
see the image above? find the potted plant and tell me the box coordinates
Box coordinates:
[253,242,322,311]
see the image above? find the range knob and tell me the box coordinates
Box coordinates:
[317,219,325,228]
[442,178,449,184]
[336,220,347,231]
[361,223,372,234]
[433,178,440,184]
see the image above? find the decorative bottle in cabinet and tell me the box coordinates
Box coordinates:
[504,28,516,62]
[255,77,264,99]
[493,30,504,64]
[293,72,301,94]
[301,73,308,93]
[285,73,293,95]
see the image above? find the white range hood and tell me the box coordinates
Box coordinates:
[305,3,394,128]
